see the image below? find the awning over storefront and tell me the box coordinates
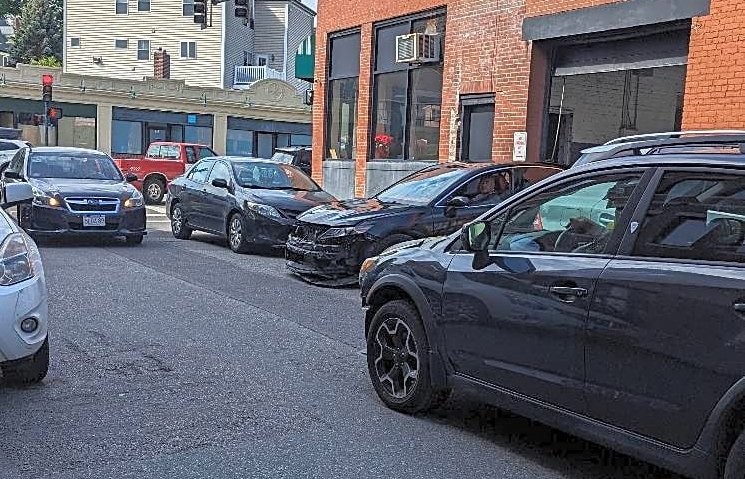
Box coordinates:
[295,34,315,82]
[553,29,690,76]
[0,98,97,117]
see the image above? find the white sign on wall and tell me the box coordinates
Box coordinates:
[513,131,527,162]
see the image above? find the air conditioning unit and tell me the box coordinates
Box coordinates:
[395,33,440,64]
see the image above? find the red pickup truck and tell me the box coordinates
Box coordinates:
[114,142,217,204]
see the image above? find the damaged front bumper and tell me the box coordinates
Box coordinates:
[285,234,370,285]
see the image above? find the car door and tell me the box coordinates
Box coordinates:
[180,160,214,229]
[586,167,745,448]
[431,169,513,236]
[202,161,233,234]
[441,170,648,412]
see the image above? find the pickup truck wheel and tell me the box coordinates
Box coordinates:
[2,337,49,386]
[171,204,192,240]
[724,429,745,478]
[228,213,252,254]
[144,178,165,205]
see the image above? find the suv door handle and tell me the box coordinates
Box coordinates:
[734,303,745,313]
[549,286,589,302]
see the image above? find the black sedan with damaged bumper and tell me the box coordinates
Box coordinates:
[166,157,335,253]
[286,162,562,285]
[1,147,146,244]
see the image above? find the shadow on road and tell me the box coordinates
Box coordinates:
[423,393,685,479]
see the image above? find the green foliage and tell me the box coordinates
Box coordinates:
[30,54,60,67]
[0,0,22,17]
[9,0,62,65]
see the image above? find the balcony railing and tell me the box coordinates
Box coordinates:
[233,66,286,89]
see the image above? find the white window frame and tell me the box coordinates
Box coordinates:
[115,0,128,15]
[182,0,194,16]
[70,37,81,47]
[137,0,150,12]
[180,41,197,59]
[137,40,150,60]
[115,39,129,49]
[256,54,269,66]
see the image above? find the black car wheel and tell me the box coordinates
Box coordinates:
[2,338,49,386]
[228,212,252,254]
[367,300,449,413]
[125,235,144,246]
[724,429,745,478]
[144,178,165,205]
[171,204,192,240]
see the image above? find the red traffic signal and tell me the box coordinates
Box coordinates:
[41,74,54,86]
[47,107,63,121]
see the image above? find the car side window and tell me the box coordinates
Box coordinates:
[7,149,26,174]
[185,147,197,164]
[632,171,745,263]
[451,171,512,207]
[147,145,161,158]
[160,145,180,160]
[188,161,213,184]
[513,167,560,191]
[208,162,231,183]
[199,147,215,160]
[491,173,643,254]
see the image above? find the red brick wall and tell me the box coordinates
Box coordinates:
[526,0,622,17]
[682,0,745,129]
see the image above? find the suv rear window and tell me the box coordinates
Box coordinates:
[633,171,745,263]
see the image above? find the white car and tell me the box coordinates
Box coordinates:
[0,183,49,385]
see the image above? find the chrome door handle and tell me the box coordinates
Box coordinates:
[549,286,589,301]
[734,303,745,313]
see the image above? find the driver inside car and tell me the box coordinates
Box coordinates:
[472,174,509,205]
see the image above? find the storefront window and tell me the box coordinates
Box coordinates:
[326,32,360,160]
[227,129,254,156]
[257,133,273,158]
[371,12,445,161]
[291,134,312,146]
[112,120,143,155]
[184,126,212,146]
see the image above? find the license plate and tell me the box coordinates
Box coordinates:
[83,215,106,227]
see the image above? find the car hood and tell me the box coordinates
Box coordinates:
[30,178,134,198]
[297,198,415,226]
[242,188,336,217]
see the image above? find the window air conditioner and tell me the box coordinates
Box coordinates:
[395,33,440,64]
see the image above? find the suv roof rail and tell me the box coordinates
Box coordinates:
[604,130,745,146]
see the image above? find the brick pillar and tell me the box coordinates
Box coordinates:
[153,49,171,80]
[354,23,374,198]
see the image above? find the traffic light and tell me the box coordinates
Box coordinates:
[47,107,63,124]
[194,0,208,26]
[42,74,53,103]
[235,0,249,18]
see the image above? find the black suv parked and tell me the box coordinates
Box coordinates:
[286,163,561,285]
[360,154,745,478]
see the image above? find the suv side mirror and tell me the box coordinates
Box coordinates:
[1,183,33,208]
[3,170,21,180]
[445,195,470,218]
[461,221,491,253]
[212,178,229,189]
[125,173,138,183]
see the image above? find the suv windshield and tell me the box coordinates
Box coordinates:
[270,152,295,164]
[376,167,469,206]
[28,152,123,181]
[233,162,319,191]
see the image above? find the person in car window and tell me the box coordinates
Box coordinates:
[472,173,509,205]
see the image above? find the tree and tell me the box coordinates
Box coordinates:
[9,0,62,65]
[0,0,22,17]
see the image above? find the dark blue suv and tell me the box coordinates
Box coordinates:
[360,154,745,479]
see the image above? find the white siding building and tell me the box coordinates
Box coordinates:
[63,0,314,91]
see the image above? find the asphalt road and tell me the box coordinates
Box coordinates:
[0,207,684,479]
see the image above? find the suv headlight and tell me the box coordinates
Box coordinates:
[246,202,283,220]
[0,233,40,286]
[32,187,62,207]
[319,222,375,240]
[124,189,144,208]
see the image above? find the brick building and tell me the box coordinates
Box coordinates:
[311,0,743,199]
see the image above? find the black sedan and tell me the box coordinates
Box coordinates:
[165,157,336,253]
[286,162,561,284]
[1,147,146,244]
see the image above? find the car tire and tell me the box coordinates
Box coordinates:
[724,429,745,478]
[171,204,192,240]
[371,234,414,258]
[367,299,450,414]
[2,337,49,386]
[125,234,144,246]
[143,178,165,205]
[228,212,252,254]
